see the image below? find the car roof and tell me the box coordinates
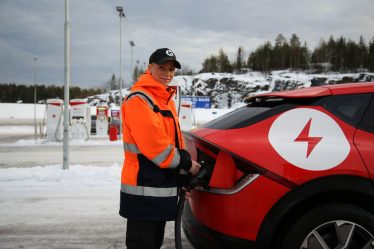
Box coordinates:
[258,82,374,99]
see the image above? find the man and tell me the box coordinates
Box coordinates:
[120,48,201,249]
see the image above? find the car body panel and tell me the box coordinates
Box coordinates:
[189,175,290,240]
[183,82,374,248]
[199,106,370,185]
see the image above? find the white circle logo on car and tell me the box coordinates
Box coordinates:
[268,108,350,171]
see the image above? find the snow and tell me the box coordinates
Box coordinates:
[0,103,46,119]
[0,125,36,134]
[0,164,121,189]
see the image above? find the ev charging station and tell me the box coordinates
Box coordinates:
[96,105,109,136]
[46,99,64,142]
[179,101,193,131]
[170,80,193,131]
[110,108,121,129]
[69,99,90,140]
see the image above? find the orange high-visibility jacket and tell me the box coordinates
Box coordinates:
[119,71,192,221]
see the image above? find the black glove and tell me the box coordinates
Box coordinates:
[178,149,192,171]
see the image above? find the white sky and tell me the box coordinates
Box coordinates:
[0,0,373,88]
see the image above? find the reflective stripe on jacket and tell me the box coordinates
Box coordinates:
[119,71,185,221]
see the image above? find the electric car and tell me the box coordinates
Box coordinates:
[182,82,374,249]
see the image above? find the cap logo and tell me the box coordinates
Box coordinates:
[166,50,174,57]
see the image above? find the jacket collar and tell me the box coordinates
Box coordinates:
[131,70,175,104]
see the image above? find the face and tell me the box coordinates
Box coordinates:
[149,61,176,86]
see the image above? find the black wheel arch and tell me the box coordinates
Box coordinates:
[256,175,374,249]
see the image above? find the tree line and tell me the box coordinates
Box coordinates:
[200,34,374,73]
[0,83,102,103]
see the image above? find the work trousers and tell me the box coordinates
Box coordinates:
[126,219,166,249]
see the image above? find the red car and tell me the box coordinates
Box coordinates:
[182,82,374,249]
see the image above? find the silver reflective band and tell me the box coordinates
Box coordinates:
[152,144,174,166]
[127,91,154,110]
[121,184,178,197]
[123,142,141,153]
[123,142,180,169]
[169,149,180,169]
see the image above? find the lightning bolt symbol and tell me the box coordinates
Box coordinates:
[294,118,323,158]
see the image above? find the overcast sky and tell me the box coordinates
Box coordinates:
[0,0,373,88]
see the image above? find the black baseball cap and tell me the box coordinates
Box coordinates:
[149,48,181,69]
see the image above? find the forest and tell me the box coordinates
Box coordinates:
[200,34,374,73]
[0,84,102,103]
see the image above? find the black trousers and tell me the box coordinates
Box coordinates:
[126,219,166,249]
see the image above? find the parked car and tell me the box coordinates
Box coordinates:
[182,82,374,249]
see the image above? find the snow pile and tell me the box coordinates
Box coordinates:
[0,125,37,134]
[82,70,374,109]
[173,70,374,108]
[7,138,123,147]
[0,164,121,189]
[0,103,46,119]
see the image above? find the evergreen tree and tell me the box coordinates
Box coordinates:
[274,34,289,69]
[311,39,328,65]
[331,36,342,70]
[300,42,310,69]
[289,34,302,68]
[199,34,372,73]
[327,36,336,68]
[201,55,219,72]
[110,74,118,90]
[358,36,368,69]
[235,46,245,73]
[217,48,232,73]
[368,37,374,71]
[248,42,273,72]
[260,42,273,72]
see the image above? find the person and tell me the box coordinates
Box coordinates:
[119,48,201,249]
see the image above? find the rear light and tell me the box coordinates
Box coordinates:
[183,132,297,193]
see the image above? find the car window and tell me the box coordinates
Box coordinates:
[323,93,372,127]
[203,106,272,129]
[358,95,374,133]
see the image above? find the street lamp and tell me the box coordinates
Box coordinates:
[33,58,37,141]
[129,40,135,83]
[63,0,71,170]
[116,6,125,139]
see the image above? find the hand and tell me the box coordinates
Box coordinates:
[188,160,201,176]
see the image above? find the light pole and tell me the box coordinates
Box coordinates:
[33,58,37,141]
[63,0,70,170]
[129,40,135,83]
[116,6,125,139]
